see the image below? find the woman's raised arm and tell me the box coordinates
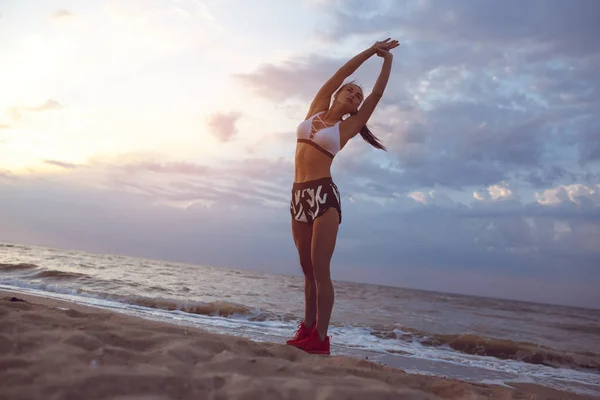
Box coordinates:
[307,39,396,117]
[342,45,397,138]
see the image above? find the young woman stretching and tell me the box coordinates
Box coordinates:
[287,38,399,354]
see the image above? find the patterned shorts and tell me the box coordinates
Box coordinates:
[290,177,342,224]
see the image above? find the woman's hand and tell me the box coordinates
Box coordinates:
[375,47,393,60]
[373,38,400,53]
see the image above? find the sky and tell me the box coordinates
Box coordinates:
[1,0,599,309]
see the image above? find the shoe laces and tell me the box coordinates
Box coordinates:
[292,322,306,337]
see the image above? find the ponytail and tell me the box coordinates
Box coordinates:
[349,111,387,151]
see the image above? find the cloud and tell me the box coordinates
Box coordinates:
[52,9,73,19]
[233,0,599,195]
[44,160,79,169]
[75,156,294,209]
[368,103,555,190]
[24,99,63,112]
[534,184,600,208]
[206,111,242,142]
[522,166,572,189]
[407,191,427,204]
[324,0,600,57]
[7,107,22,121]
[5,100,64,124]
[232,55,348,103]
[579,128,600,164]
[473,181,516,203]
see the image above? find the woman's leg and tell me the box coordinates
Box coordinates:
[291,218,316,327]
[311,207,340,340]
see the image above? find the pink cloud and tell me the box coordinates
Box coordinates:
[206,111,242,142]
[232,56,344,103]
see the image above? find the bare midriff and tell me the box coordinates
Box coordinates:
[294,142,333,183]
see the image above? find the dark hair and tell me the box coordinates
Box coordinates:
[336,81,387,151]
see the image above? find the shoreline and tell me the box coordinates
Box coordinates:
[1,289,598,400]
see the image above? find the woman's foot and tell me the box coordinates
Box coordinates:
[289,327,330,355]
[285,321,314,345]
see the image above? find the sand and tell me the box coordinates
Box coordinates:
[0,290,596,400]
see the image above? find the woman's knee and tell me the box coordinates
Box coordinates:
[300,259,314,279]
[313,263,331,283]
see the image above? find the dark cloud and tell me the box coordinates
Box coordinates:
[522,166,571,189]
[579,128,600,164]
[325,0,600,57]
[44,160,79,169]
[328,101,565,193]
[206,111,242,142]
[329,2,600,175]
[383,105,572,189]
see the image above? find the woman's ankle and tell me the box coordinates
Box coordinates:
[303,319,316,328]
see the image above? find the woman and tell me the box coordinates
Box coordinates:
[287,38,399,355]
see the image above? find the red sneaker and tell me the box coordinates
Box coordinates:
[291,328,330,355]
[285,322,313,346]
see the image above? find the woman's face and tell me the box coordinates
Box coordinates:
[336,84,364,112]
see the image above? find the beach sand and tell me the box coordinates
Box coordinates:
[1,290,596,400]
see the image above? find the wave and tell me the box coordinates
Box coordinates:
[0,262,260,319]
[1,277,272,322]
[372,327,600,372]
[124,296,256,318]
[31,270,89,280]
[0,262,39,272]
[0,263,90,282]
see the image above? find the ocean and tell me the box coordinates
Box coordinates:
[1,242,599,397]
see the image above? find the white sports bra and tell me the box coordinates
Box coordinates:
[296,111,341,159]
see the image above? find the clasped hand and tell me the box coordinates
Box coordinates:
[373,38,400,59]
